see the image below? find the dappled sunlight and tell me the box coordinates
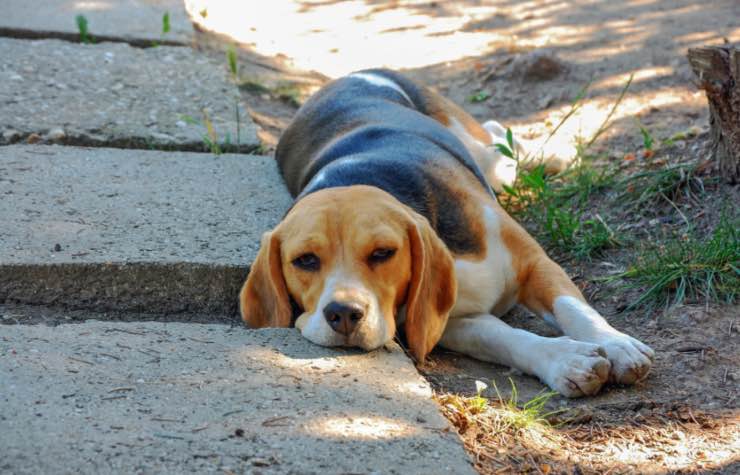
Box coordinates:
[72,1,113,11]
[562,410,740,472]
[305,415,419,440]
[186,0,512,76]
[593,67,675,89]
[508,72,705,163]
[185,0,608,77]
[231,343,345,370]
[441,390,740,473]
[397,380,433,398]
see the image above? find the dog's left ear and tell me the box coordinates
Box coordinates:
[239,231,292,328]
[404,213,457,362]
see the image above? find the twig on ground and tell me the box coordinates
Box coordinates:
[68,356,94,365]
[108,387,135,393]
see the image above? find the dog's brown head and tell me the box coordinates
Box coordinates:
[240,185,456,361]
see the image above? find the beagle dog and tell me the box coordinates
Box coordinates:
[240,69,654,397]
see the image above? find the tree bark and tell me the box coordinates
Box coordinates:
[688,44,740,184]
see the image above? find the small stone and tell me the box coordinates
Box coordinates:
[251,458,271,467]
[507,49,568,81]
[53,243,62,252]
[2,129,21,142]
[47,127,66,142]
[26,133,41,144]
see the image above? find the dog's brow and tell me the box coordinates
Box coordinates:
[287,235,328,253]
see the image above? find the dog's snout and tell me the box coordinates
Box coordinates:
[323,301,365,336]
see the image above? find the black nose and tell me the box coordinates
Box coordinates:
[323,301,365,336]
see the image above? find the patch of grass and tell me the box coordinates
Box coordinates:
[161,12,171,35]
[273,82,302,107]
[237,78,271,94]
[468,90,492,103]
[180,111,223,155]
[501,163,620,259]
[492,379,563,431]
[237,77,303,108]
[612,214,739,311]
[619,162,705,211]
[76,14,91,44]
[436,379,563,436]
[637,120,655,152]
[227,46,238,79]
[574,216,620,259]
[149,12,171,47]
[493,127,519,162]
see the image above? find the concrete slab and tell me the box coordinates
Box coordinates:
[0,145,292,315]
[0,38,259,152]
[0,321,473,474]
[0,0,192,45]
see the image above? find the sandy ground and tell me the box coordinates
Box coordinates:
[190,0,739,157]
[188,1,739,473]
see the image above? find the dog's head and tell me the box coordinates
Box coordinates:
[239,185,456,361]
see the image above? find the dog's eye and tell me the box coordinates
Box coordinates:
[292,253,320,271]
[368,248,396,265]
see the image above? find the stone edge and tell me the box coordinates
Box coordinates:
[0,262,248,317]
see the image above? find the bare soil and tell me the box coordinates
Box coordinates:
[190,1,740,472]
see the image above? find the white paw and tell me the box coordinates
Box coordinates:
[482,120,508,139]
[539,337,611,398]
[593,332,654,385]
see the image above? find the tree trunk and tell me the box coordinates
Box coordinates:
[688,44,740,184]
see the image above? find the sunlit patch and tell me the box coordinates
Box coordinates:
[185,0,528,76]
[307,415,417,440]
[72,1,112,11]
[397,381,432,398]
[231,345,344,371]
[186,0,740,80]
[509,80,700,167]
[594,67,675,89]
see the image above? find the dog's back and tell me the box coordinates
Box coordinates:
[275,69,493,256]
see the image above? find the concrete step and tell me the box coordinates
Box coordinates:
[0,145,292,315]
[0,38,259,152]
[0,320,474,474]
[0,0,192,45]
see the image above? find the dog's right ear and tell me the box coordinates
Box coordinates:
[239,231,292,328]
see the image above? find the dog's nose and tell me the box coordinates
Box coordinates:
[323,301,365,336]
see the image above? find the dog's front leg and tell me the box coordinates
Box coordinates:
[439,314,611,397]
[548,296,655,384]
[519,256,655,385]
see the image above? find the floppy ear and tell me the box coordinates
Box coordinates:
[404,214,457,362]
[239,231,292,328]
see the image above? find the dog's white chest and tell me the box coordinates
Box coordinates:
[450,206,517,318]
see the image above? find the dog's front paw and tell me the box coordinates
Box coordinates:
[592,332,654,385]
[539,337,611,398]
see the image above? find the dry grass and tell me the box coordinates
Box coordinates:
[436,390,740,474]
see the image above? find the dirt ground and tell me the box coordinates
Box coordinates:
[189,1,739,473]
